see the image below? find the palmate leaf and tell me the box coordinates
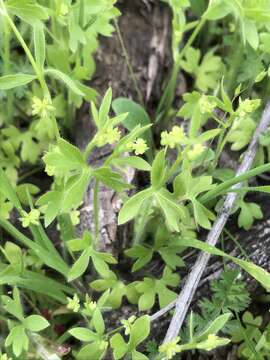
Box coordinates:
[135,267,180,311]
[6,0,49,24]
[118,188,154,225]
[110,316,150,360]
[93,167,132,192]
[0,168,21,209]
[155,188,186,232]
[68,232,117,282]
[90,272,139,309]
[180,47,223,92]
[112,98,153,158]
[237,200,263,230]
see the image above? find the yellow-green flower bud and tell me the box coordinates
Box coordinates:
[159,336,182,359]
[32,96,55,119]
[199,95,216,114]
[128,138,148,155]
[187,144,205,161]
[67,294,80,313]
[19,209,40,228]
[160,126,186,149]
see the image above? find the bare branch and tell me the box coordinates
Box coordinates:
[162,102,270,344]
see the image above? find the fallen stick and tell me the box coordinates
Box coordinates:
[163,102,270,344]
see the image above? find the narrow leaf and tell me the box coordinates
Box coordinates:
[0,74,36,90]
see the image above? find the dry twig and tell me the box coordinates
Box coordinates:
[162,102,270,344]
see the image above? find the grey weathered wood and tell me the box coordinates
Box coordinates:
[163,102,270,344]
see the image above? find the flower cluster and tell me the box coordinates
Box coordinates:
[237,98,261,118]
[0,354,12,360]
[199,94,216,114]
[187,143,205,161]
[32,96,55,119]
[161,126,187,149]
[19,209,40,228]
[67,294,80,313]
[83,295,97,316]
[60,3,69,16]
[159,336,181,359]
[96,126,121,147]
[121,315,136,335]
[127,138,148,155]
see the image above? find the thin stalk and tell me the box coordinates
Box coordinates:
[83,139,96,161]
[3,16,13,124]
[224,228,249,260]
[44,26,61,46]
[235,312,261,360]
[18,166,43,183]
[3,7,60,138]
[79,0,85,30]
[156,17,206,123]
[114,19,144,106]
[133,198,152,245]
[93,179,100,246]
[0,217,68,275]
[226,31,244,96]
[165,148,183,181]
[199,162,270,205]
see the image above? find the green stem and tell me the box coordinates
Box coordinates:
[0,217,68,275]
[114,19,144,106]
[93,179,100,246]
[5,14,46,91]
[79,0,85,29]
[3,7,60,138]
[3,16,13,124]
[156,17,206,123]
[224,228,249,260]
[84,138,96,161]
[200,163,270,204]
[226,31,244,96]
[166,148,183,181]
[132,198,152,245]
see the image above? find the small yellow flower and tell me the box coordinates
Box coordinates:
[161,126,186,149]
[70,210,80,226]
[96,127,121,147]
[187,144,205,161]
[84,294,97,315]
[19,209,40,228]
[67,294,80,313]
[237,98,261,118]
[199,95,216,114]
[128,138,148,155]
[99,340,108,350]
[159,337,182,359]
[133,138,148,155]
[32,96,55,118]
[121,315,136,335]
[107,127,121,145]
[60,3,69,16]
[44,165,55,177]
[0,354,12,360]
